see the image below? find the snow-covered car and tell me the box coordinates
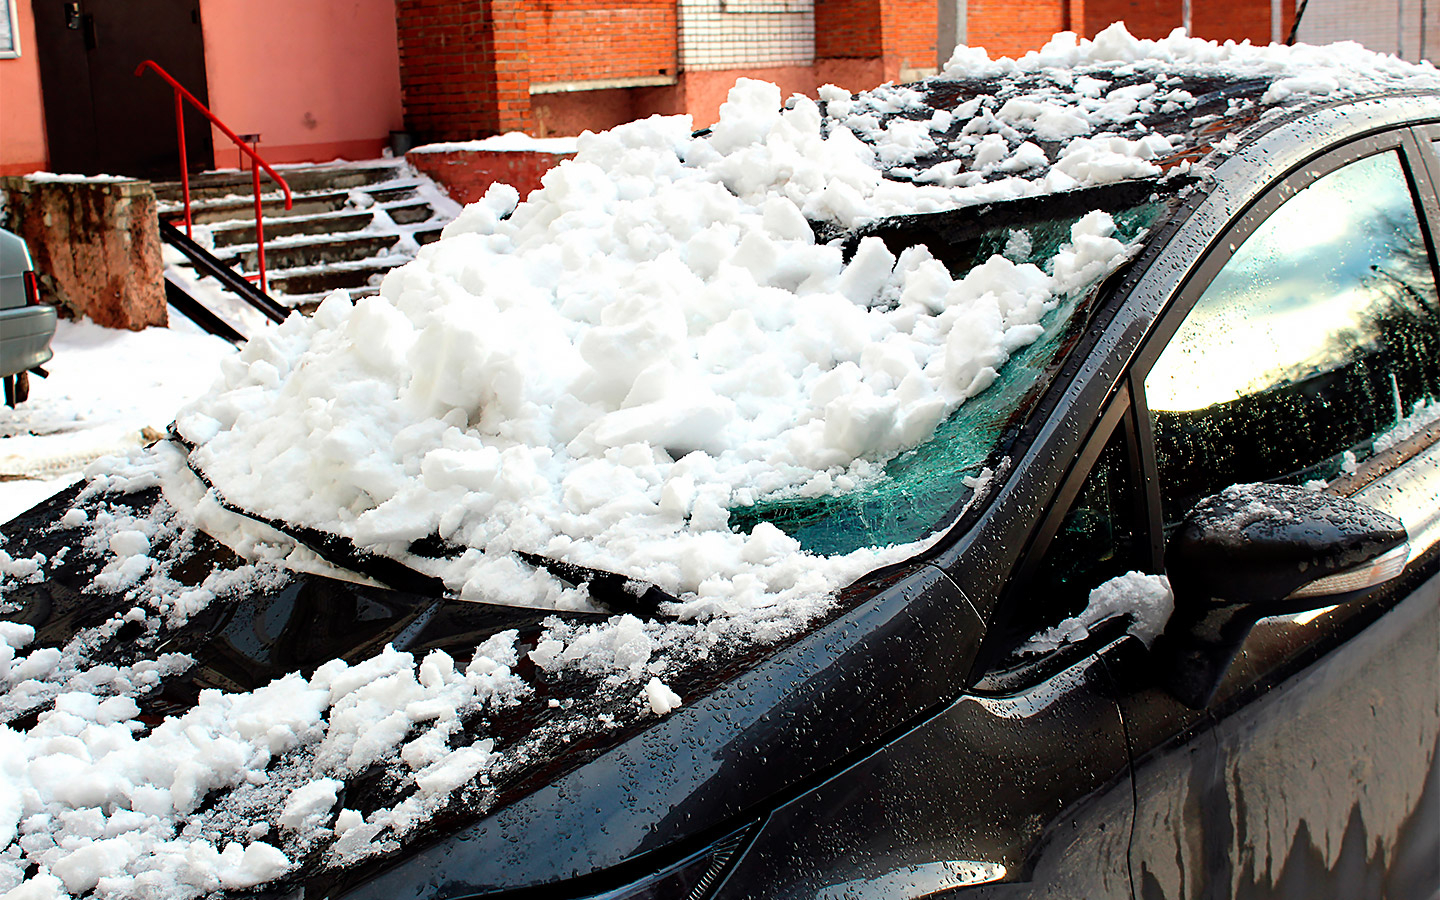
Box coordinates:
[0,226,55,406]
[3,25,1440,900]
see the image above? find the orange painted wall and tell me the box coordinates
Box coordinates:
[0,0,48,175]
[198,0,404,168]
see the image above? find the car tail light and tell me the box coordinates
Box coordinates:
[22,270,41,306]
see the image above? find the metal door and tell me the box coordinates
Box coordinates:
[31,0,213,177]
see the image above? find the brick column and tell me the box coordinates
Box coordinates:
[396,0,534,141]
[880,0,939,81]
[491,0,535,134]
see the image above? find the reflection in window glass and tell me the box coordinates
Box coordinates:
[1147,151,1440,524]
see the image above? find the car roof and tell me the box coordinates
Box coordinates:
[824,33,1440,228]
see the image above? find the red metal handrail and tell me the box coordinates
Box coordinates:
[135,60,293,294]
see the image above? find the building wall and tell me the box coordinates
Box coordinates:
[396,0,497,141]
[0,0,402,174]
[965,0,1070,58]
[199,0,405,167]
[1083,0,1298,43]
[816,0,885,58]
[0,0,47,175]
[680,0,815,70]
[1292,0,1429,60]
[528,1,676,87]
[960,0,1300,57]
[398,0,940,139]
[881,0,940,79]
[1190,0,1296,44]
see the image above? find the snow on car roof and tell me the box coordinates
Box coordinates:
[3,24,1439,900]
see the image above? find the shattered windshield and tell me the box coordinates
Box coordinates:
[732,198,1165,554]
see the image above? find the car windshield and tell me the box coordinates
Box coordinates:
[731,196,1167,555]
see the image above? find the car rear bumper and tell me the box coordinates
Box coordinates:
[0,304,56,377]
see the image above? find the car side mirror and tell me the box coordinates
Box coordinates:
[1156,483,1408,709]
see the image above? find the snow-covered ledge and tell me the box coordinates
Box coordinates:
[405,133,579,205]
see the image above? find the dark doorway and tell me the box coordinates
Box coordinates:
[32,0,214,178]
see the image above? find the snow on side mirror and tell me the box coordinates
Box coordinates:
[1155,483,1408,709]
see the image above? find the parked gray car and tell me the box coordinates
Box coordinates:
[0,226,55,405]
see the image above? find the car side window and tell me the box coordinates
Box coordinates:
[1146,149,1440,527]
[993,421,1148,661]
[1031,426,1144,609]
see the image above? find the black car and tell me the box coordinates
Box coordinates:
[1,50,1438,900]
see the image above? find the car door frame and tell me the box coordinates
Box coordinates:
[928,93,1440,899]
[1111,120,1440,898]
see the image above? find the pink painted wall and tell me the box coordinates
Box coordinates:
[0,0,48,175]
[198,0,403,168]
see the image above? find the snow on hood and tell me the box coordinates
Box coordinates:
[4,24,1440,900]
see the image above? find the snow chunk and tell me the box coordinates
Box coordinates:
[643,677,683,716]
[1025,571,1175,653]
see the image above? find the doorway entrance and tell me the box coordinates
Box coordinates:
[32,0,214,178]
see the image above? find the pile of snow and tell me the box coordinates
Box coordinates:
[5,23,1440,900]
[167,23,1440,621]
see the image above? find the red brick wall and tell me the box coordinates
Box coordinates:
[881,0,938,75]
[525,1,677,85]
[818,0,935,77]
[1083,0,1296,42]
[960,0,1300,58]
[397,0,510,140]
[967,0,1068,58]
[1083,0,1184,40]
[817,0,884,59]
[1191,0,1296,44]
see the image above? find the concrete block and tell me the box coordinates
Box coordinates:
[0,176,167,331]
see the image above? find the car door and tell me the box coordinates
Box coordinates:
[1108,128,1440,898]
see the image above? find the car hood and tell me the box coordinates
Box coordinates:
[0,483,981,898]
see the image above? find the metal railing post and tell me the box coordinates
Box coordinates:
[253,162,266,294]
[136,60,294,300]
[174,88,192,239]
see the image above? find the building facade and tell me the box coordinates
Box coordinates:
[5,0,1400,177]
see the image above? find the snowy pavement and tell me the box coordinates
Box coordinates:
[0,319,236,523]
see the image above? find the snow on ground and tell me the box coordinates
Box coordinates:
[3,23,1439,900]
[0,321,235,523]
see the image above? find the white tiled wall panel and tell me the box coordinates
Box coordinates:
[1293,0,1437,63]
[679,0,816,70]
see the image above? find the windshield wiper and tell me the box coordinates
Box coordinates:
[166,429,678,618]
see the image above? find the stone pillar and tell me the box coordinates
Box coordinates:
[0,176,168,331]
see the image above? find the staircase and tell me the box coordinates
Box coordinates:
[154,159,461,316]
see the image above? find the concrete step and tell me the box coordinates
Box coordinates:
[238,234,401,272]
[211,210,375,247]
[268,264,390,296]
[386,201,437,226]
[162,185,422,226]
[151,161,407,204]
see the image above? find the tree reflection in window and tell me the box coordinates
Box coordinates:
[1146,150,1440,526]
